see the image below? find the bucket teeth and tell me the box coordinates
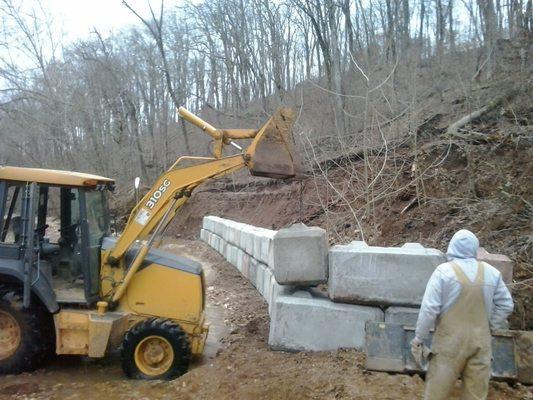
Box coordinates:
[246,108,299,179]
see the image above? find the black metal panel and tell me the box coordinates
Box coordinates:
[365,322,518,380]
[0,257,58,313]
[0,181,6,233]
[0,244,21,259]
[78,189,99,303]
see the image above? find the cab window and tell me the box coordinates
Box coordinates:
[0,184,23,244]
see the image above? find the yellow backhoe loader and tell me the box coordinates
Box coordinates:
[0,108,297,380]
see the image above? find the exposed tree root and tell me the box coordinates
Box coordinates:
[446,88,521,138]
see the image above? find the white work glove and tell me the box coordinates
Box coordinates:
[410,337,427,367]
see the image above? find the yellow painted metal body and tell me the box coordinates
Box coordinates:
[98,249,208,356]
[134,335,174,376]
[117,262,208,355]
[53,309,130,357]
[0,166,114,187]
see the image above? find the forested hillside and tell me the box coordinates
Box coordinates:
[0,0,530,181]
[0,0,531,326]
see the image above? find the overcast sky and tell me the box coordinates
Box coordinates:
[39,0,180,42]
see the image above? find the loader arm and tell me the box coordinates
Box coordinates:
[102,107,297,303]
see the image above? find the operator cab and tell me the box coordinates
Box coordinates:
[0,166,114,305]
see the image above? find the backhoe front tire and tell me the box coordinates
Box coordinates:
[0,286,54,374]
[121,318,191,380]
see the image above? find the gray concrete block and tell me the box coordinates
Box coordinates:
[402,243,425,250]
[267,275,294,315]
[249,258,258,288]
[204,215,224,237]
[202,216,213,232]
[477,247,514,284]
[235,247,245,272]
[385,307,420,327]
[256,263,266,295]
[243,229,254,255]
[292,290,313,299]
[213,234,223,254]
[227,243,238,266]
[269,293,384,351]
[241,253,251,279]
[252,229,275,264]
[263,268,274,300]
[272,223,328,286]
[329,242,446,306]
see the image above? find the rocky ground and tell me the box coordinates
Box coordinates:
[1,240,530,400]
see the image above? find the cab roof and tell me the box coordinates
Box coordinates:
[0,166,115,188]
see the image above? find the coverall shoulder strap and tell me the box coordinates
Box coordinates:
[475,261,485,283]
[450,262,470,285]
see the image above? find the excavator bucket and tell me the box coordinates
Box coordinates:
[246,108,299,179]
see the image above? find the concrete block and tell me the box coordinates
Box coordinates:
[272,223,328,286]
[235,248,245,272]
[215,235,224,254]
[223,242,231,262]
[209,233,217,249]
[263,268,273,300]
[269,293,384,351]
[347,240,369,249]
[239,224,255,251]
[385,307,420,327]
[256,263,266,295]
[212,220,221,237]
[227,244,238,266]
[241,253,251,279]
[477,247,514,284]
[244,228,257,255]
[249,258,258,288]
[205,215,224,237]
[402,243,425,250]
[202,216,212,232]
[226,221,236,245]
[252,230,275,264]
[329,242,446,306]
[292,290,313,299]
[267,279,294,315]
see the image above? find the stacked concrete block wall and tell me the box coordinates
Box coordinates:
[329,241,447,307]
[200,216,292,315]
[201,216,520,360]
[201,216,384,352]
[269,291,384,351]
[270,223,329,285]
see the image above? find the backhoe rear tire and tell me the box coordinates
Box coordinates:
[121,318,191,380]
[0,286,54,374]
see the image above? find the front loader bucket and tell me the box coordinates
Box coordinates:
[246,108,299,179]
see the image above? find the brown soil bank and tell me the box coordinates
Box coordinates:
[170,138,532,331]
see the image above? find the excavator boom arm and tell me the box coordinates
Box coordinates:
[104,108,298,301]
[108,155,245,262]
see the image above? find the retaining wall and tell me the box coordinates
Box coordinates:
[200,216,517,355]
[201,216,384,351]
[200,221,291,315]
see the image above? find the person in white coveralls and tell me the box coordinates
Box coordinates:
[411,229,513,400]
